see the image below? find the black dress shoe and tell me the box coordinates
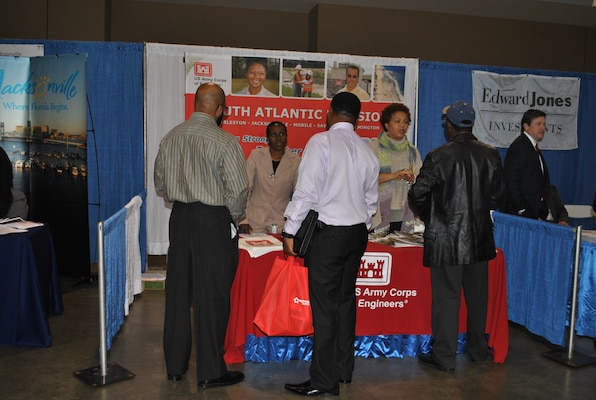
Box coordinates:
[470,354,491,363]
[285,380,313,390]
[167,374,182,381]
[198,370,244,388]
[418,353,455,372]
[284,381,339,396]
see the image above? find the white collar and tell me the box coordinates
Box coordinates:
[523,131,539,148]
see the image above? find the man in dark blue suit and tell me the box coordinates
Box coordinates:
[504,109,568,225]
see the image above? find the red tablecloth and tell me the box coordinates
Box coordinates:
[224,242,508,364]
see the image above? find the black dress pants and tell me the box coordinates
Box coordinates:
[305,223,368,391]
[163,201,238,381]
[429,261,489,368]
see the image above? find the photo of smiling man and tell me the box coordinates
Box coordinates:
[336,64,370,101]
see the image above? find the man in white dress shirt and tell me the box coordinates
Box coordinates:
[281,92,379,396]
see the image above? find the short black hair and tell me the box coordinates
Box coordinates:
[521,109,546,133]
[246,58,268,73]
[331,92,361,120]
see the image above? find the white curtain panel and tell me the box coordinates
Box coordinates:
[124,194,143,315]
[145,43,189,255]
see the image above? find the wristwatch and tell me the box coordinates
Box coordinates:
[281,230,294,239]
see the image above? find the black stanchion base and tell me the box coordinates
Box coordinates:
[73,362,135,387]
[542,349,596,368]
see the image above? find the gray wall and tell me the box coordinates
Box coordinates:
[2,1,595,73]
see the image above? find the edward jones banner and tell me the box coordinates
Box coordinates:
[472,71,580,150]
[183,50,418,157]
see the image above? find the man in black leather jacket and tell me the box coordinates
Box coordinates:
[408,100,505,372]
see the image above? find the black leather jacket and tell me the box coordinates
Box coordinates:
[408,132,505,267]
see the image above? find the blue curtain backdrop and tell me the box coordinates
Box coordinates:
[417,61,596,206]
[0,39,146,270]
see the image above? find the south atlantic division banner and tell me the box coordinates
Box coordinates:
[183,48,419,157]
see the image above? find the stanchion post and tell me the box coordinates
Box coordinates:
[73,221,135,386]
[98,221,108,376]
[543,225,596,367]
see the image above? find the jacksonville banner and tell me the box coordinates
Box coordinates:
[183,49,419,157]
[0,53,89,277]
[472,70,580,150]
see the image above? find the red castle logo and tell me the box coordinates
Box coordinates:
[356,252,392,286]
[194,62,212,77]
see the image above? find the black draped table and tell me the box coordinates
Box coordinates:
[0,224,63,347]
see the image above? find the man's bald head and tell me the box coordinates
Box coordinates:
[194,83,226,124]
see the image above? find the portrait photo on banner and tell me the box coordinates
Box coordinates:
[282,59,326,99]
[326,62,373,101]
[232,56,281,97]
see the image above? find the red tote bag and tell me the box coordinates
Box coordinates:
[253,256,314,336]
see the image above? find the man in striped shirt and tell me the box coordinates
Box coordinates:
[154,83,248,388]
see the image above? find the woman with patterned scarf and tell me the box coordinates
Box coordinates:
[369,103,422,232]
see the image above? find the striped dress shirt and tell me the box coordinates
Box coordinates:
[154,112,248,221]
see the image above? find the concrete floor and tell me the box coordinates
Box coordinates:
[1,278,595,400]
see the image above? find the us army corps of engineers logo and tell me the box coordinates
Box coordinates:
[356,252,392,286]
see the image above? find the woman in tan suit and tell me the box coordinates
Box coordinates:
[239,121,300,233]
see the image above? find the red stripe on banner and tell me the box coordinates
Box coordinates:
[185,94,390,158]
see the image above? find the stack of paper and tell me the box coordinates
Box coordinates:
[0,217,44,235]
[238,233,283,258]
[369,232,424,248]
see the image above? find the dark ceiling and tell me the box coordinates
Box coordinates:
[145,0,596,28]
